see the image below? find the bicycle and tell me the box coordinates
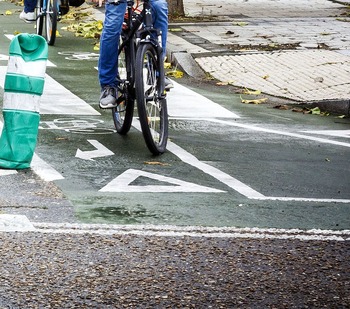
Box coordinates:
[35,0,69,45]
[34,0,58,45]
[112,0,169,155]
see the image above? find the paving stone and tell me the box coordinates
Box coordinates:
[195,50,350,101]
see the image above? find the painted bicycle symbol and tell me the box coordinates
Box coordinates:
[39,118,116,134]
[57,52,100,61]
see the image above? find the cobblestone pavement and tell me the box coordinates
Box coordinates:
[168,0,350,109]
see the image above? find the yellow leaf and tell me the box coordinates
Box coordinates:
[240,95,268,104]
[144,161,170,166]
[242,88,261,95]
[5,10,12,15]
[166,69,183,78]
[233,21,248,26]
[164,62,172,69]
[216,81,235,86]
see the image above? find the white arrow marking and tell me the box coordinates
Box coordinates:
[76,140,114,161]
[99,168,225,193]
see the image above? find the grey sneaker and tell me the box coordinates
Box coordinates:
[164,77,174,91]
[99,86,118,109]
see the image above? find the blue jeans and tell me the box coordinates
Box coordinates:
[98,0,168,88]
[24,0,37,12]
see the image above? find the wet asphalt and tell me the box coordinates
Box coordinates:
[1,232,349,308]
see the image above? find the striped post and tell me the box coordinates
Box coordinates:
[0,34,48,169]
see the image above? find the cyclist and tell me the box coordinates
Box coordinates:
[19,0,36,22]
[96,0,173,109]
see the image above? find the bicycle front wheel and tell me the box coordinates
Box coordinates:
[135,43,168,155]
[43,0,58,45]
[35,0,44,36]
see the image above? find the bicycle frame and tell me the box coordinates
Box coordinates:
[118,0,165,95]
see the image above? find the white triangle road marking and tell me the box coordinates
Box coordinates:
[99,168,225,193]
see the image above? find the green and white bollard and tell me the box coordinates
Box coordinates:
[0,34,48,169]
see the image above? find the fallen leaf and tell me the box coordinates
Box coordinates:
[240,96,268,104]
[5,10,12,15]
[164,62,172,69]
[216,81,234,86]
[310,107,321,115]
[233,21,249,26]
[144,161,170,166]
[274,105,290,110]
[166,70,183,78]
[292,107,310,113]
[242,88,261,95]
[169,28,183,32]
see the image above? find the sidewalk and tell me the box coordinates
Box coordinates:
[168,0,350,115]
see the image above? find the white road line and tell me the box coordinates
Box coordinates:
[1,215,349,241]
[28,222,350,241]
[301,130,350,138]
[167,141,265,198]
[31,154,64,181]
[167,80,240,118]
[254,196,350,203]
[0,118,63,182]
[202,118,350,148]
[0,169,17,176]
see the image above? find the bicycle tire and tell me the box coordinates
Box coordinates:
[135,43,168,155]
[112,39,135,135]
[44,0,58,45]
[35,0,44,36]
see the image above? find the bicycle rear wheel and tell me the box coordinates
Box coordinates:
[112,39,135,135]
[135,43,168,155]
[40,0,58,45]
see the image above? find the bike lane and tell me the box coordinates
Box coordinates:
[0,3,350,308]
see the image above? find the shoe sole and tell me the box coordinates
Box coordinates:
[99,103,118,109]
[20,18,35,23]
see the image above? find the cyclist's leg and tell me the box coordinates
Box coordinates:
[150,0,168,59]
[20,0,37,22]
[24,0,37,12]
[150,0,173,90]
[98,0,127,88]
